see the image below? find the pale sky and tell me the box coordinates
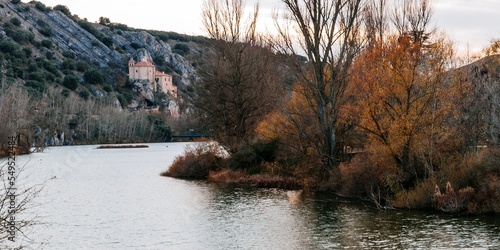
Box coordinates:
[27,0,500,55]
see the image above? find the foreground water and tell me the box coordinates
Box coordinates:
[11,143,500,249]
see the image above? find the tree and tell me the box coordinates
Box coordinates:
[98,17,111,26]
[349,10,458,188]
[62,75,79,90]
[192,0,285,153]
[483,39,500,56]
[271,0,364,178]
[83,69,105,85]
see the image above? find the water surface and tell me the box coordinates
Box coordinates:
[12,143,500,249]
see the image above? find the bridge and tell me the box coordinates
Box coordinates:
[170,134,212,141]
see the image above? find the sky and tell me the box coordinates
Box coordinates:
[27,0,500,56]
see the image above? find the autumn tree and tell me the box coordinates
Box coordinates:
[192,0,285,153]
[349,0,460,188]
[271,0,364,179]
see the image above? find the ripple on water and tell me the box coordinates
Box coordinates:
[11,143,500,249]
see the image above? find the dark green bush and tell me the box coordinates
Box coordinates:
[153,56,166,66]
[101,37,113,47]
[83,69,105,85]
[102,84,112,92]
[23,47,33,57]
[61,59,76,70]
[25,80,46,92]
[39,27,53,37]
[62,50,75,59]
[130,42,141,50]
[11,0,21,4]
[34,1,48,11]
[10,17,21,26]
[8,30,34,44]
[54,5,71,17]
[41,39,53,48]
[116,94,127,108]
[78,21,102,40]
[27,72,45,82]
[45,51,54,60]
[173,43,190,56]
[79,89,90,100]
[76,61,89,72]
[62,75,79,90]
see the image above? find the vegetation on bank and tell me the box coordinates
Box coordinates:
[160,141,300,189]
[0,0,186,156]
[161,0,500,215]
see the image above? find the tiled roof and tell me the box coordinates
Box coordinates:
[133,60,154,67]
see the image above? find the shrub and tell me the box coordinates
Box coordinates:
[79,89,90,100]
[432,182,475,214]
[54,5,71,16]
[102,84,112,92]
[41,39,53,48]
[39,27,53,37]
[83,69,105,85]
[61,59,76,70]
[130,42,141,50]
[0,40,20,53]
[227,140,279,170]
[173,43,190,56]
[25,80,46,92]
[62,75,79,90]
[11,0,21,4]
[161,142,225,179]
[10,17,21,26]
[34,1,49,12]
[23,47,33,57]
[78,21,102,40]
[101,37,113,47]
[392,178,436,209]
[339,151,398,204]
[8,29,34,44]
[76,61,89,72]
[116,94,127,108]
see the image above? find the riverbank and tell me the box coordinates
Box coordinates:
[21,143,500,249]
[161,141,500,215]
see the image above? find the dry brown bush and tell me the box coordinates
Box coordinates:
[161,142,225,179]
[432,182,475,213]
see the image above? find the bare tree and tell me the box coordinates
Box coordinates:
[194,0,285,153]
[365,0,388,45]
[271,0,364,176]
[391,0,434,43]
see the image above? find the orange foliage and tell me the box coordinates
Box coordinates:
[348,34,463,187]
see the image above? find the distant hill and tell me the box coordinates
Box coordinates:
[0,0,209,150]
[0,0,205,108]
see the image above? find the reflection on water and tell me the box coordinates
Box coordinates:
[14,143,500,249]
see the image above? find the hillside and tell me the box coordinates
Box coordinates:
[0,0,206,151]
[0,0,203,107]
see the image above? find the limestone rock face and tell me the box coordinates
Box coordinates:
[1,1,198,86]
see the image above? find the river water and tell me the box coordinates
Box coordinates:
[11,143,500,249]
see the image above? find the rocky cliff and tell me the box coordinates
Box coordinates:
[0,0,201,105]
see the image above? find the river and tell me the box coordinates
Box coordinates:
[10,143,500,249]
